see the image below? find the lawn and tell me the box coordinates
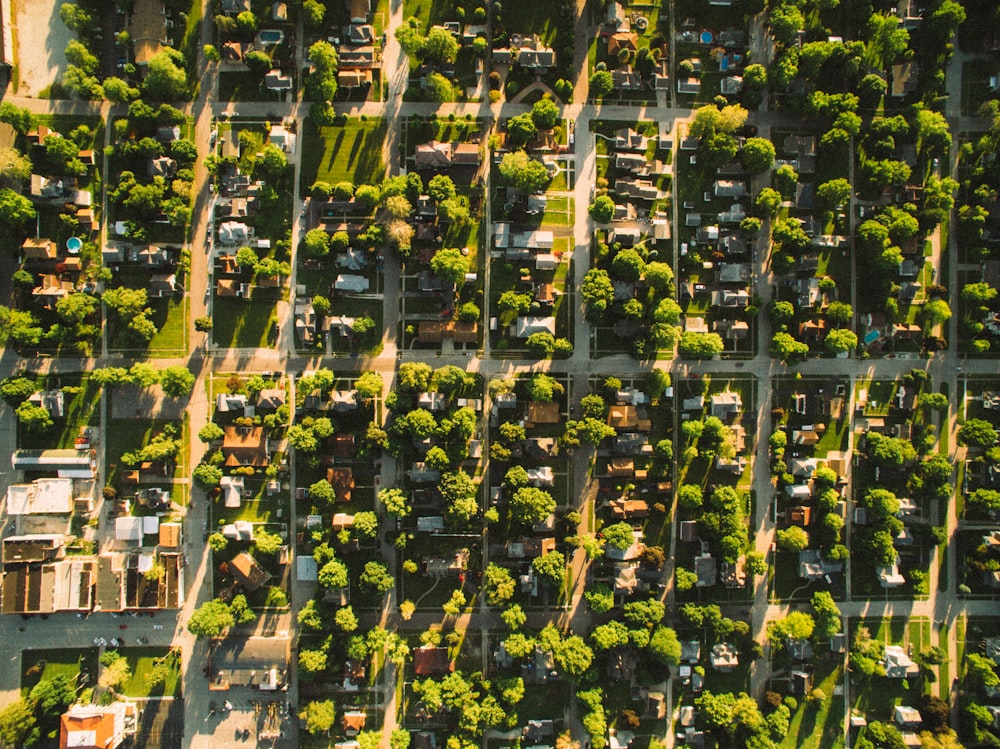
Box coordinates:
[104,417,189,488]
[850,617,931,721]
[17,375,101,450]
[299,117,386,191]
[119,647,183,698]
[212,294,280,349]
[778,660,845,749]
[21,648,98,697]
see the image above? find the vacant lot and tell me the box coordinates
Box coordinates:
[13,0,73,96]
[299,117,386,190]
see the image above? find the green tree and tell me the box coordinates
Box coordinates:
[507,112,537,146]
[776,526,809,551]
[498,150,550,192]
[160,366,195,396]
[188,598,235,637]
[611,248,646,281]
[360,561,394,594]
[741,137,776,173]
[756,187,782,217]
[825,328,858,354]
[142,48,188,100]
[582,268,614,321]
[430,247,469,285]
[531,97,560,130]
[678,331,724,359]
[15,401,53,430]
[532,550,566,586]
[590,70,614,98]
[425,72,455,102]
[0,187,35,229]
[318,558,349,589]
[770,332,810,362]
[303,699,336,734]
[958,419,998,448]
[589,195,615,223]
[0,699,39,748]
[817,178,852,209]
[424,26,459,62]
[510,487,556,526]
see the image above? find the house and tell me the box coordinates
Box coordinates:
[894,706,922,729]
[27,389,65,418]
[216,393,248,414]
[797,549,843,581]
[59,703,127,749]
[269,125,296,153]
[343,711,366,736]
[525,401,561,427]
[228,551,269,591]
[22,237,58,260]
[12,449,97,479]
[884,645,919,678]
[608,31,637,55]
[512,316,556,338]
[720,76,743,95]
[694,552,717,587]
[327,468,355,503]
[220,475,245,508]
[2,534,65,564]
[515,37,555,69]
[709,642,738,670]
[148,156,177,178]
[218,221,249,244]
[148,274,178,299]
[710,391,742,420]
[878,558,906,588]
[222,426,269,467]
[891,61,920,97]
[338,69,373,89]
[677,78,701,95]
[714,180,747,198]
[610,499,649,520]
[257,388,285,412]
[5,478,74,516]
[413,645,454,675]
[334,274,370,293]
[264,69,293,90]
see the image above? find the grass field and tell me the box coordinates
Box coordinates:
[17,375,101,450]
[779,660,845,749]
[299,117,386,191]
[104,417,189,487]
[212,295,280,349]
[119,647,183,698]
[21,648,98,697]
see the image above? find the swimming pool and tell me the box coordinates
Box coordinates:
[258,29,285,45]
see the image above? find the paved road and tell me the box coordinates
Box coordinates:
[0,3,994,748]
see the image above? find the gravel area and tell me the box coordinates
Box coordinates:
[13,0,73,96]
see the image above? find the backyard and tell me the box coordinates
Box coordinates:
[299,117,387,191]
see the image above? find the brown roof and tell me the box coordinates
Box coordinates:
[607,405,651,431]
[60,708,117,749]
[222,426,268,467]
[788,506,813,527]
[526,401,561,427]
[228,551,269,592]
[417,320,479,344]
[330,434,357,458]
[610,498,649,520]
[22,237,57,260]
[342,711,367,732]
[326,468,355,502]
[413,645,454,675]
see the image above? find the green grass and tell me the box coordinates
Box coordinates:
[299,117,386,191]
[17,375,101,450]
[21,648,98,697]
[146,295,188,355]
[212,294,280,349]
[119,647,183,698]
[779,660,844,749]
[104,417,189,488]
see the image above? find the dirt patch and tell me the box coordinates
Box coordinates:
[13,0,74,96]
[112,385,190,421]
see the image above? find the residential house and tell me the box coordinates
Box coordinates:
[221,426,269,468]
[59,703,128,749]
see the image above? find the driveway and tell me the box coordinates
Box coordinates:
[13,0,73,96]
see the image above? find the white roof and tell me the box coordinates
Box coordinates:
[66,731,97,748]
[514,316,556,337]
[115,517,143,541]
[142,516,160,535]
[220,475,245,508]
[334,274,370,292]
[5,478,74,515]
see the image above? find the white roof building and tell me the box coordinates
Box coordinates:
[6,479,74,515]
